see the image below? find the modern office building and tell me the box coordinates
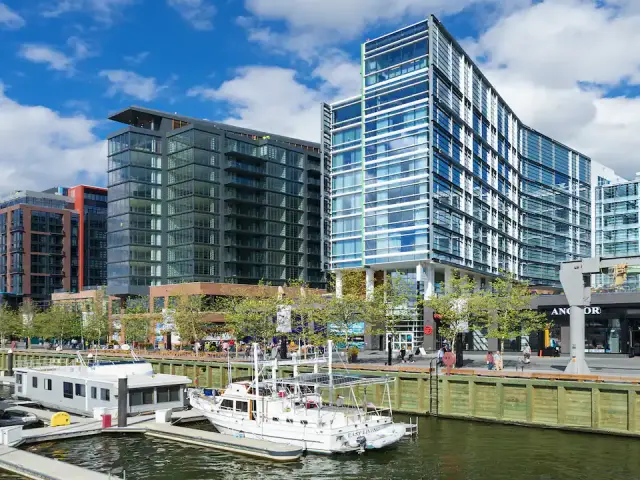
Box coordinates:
[324,15,609,351]
[48,186,108,290]
[595,176,640,290]
[591,162,627,256]
[106,107,329,297]
[0,190,79,303]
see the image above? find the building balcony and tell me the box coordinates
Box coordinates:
[226,175,266,190]
[225,159,266,176]
[224,191,266,205]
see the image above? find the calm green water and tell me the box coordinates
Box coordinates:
[21,418,640,480]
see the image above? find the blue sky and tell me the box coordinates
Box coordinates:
[0,0,639,192]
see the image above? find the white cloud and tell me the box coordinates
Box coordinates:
[167,0,216,30]
[124,51,149,65]
[18,36,95,74]
[466,0,640,179]
[99,70,166,101]
[18,44,74,72]
[67,36,94,59]
[0,82,105,192]
[242,0,526,56]
[0,3,25,29]
[188,67,325,141]
[187,53,361,141]
[41,0,135,25]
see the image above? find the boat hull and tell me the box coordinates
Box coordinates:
[198,410,403,454]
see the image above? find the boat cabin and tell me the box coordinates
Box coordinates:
[14,361,191,417]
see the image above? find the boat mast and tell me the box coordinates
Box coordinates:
[328,339,333,406]
[253,342,261,425]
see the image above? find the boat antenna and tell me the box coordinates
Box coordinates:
[253,342,261,425]
[328,339,333,406]
[227,348,232,384]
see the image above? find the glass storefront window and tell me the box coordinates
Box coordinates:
[585,318,621,353]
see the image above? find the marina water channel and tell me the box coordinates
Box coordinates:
[3,415,640,479]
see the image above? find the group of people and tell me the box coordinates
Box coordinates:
[436,343,452,367]
[486,344,532,370]
[485,350,503,370]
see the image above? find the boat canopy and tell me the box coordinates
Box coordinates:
[278,373,394,388]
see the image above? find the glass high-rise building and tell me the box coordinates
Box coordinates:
[107,107,328,296]
[324,15,597,350]
[595,178,640,290]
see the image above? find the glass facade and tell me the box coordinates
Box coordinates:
[0,191,79,301]
[107,131,163,293]
[107,109,328,295]
[595,181,640,290]
[83,189,108,288]
[327,15,592,287]
[520,127,591,285]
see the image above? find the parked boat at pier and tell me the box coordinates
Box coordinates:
[189,341,406,454]
[13,353,191,417]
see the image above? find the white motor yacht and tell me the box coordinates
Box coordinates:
[189,341,406,454]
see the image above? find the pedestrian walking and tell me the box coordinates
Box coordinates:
[400,346,407,363]
[494,350,503,371]
[437,346,445,367]
[522,343,531,364]
[485,351,495,370]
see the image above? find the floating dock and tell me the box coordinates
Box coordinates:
[4,405,302,463]
[0,444,111,480]
[144,423,303,461]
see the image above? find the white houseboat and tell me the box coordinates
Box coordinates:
[14,355,191,417]
[189,342,406,454]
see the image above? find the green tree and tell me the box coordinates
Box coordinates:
[289,285,330,357]
[368,272,416,341]
[38,304,82,345]
[84,288,110,346]
[423,271,489,351]
[323,293,370,349]
[19,302,39,348]
[476,273,549,352]
[121,296,156,345]
[222,284,285,347]
[173,293,211,345]
[0,304,20,346]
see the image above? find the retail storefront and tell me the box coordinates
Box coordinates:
[533,292,640,355]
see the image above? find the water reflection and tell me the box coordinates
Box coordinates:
[23,417,640,479]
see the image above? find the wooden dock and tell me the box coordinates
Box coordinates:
[0,444,111,479]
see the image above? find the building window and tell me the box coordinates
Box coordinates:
[45,379,52,391]
[75,384,86,397]
[32,377,37,388]
[129,388,154,406]
[100,388,110,401]
[91,387,97,399]
[63,382,73,399]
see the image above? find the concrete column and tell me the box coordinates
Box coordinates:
[421,264,437,352]
[565,306,590,374]
[118,375,128,427]
[424,264,435,299]
[444,267,453,291]
[365,269,374,300]
[335,270,343,298]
